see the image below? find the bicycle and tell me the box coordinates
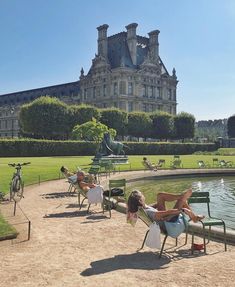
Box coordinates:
[8,162,31,202]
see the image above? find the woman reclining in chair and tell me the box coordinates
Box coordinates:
[127,189,204,231]
[142,157,158,171]
[77,171,103,204]
[77,171,97,192]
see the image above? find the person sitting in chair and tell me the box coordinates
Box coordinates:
[127,189,204,231]
[77,171,97,193]
[60,166,75,177]
[77,171,103,204]
[142,157,158,171]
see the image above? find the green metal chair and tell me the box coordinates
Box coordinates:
[104,179,126,218]
[219,160,233,168]
[212,158,219,167]
[61,171,77,193]
[186,191,227,253]
[99,160,115,177]
[88,164,100,183]
[197,160,210,168]
[157,159,165,168]
[170,159,182,169]
[137,207,187,258]
[174,155,180,159]
[74,183,91,213]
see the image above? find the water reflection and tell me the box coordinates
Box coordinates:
[190,177,235,229]
[129,176,235,230]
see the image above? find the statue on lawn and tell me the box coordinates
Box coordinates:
[97,132,126,157]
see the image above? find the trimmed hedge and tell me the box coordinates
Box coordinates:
[124,142,216,155]
[0,139,97,157]
[0,139,216,157]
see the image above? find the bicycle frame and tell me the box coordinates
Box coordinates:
[9,162,30,202]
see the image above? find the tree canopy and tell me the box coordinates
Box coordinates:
[174,112,195,141]
[69,104,100,126]
[150,111,174,140]
[71,119,116,143]
[100,108,128,136]
[128,112,152,139]
[19,96,68,139]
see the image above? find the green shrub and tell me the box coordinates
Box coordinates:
[0,139,97,157]
[0,139,216,157]
[124,142,216,155]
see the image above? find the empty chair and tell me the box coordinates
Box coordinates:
[156,159,166,168]
[212,158,219,167]
[87,164,100,183]
[170,158,182,169]
[186,191,227,253]
[219,160,233,168]
[197,160,210,168]
[99,159,115,177]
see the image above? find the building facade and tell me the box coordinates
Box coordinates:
[0,23,178,138]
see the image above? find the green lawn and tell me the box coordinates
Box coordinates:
[0,153,235,239]
[0,154,235,195]
[0,212,18,239]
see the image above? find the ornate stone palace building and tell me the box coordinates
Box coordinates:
[0,23,178,138]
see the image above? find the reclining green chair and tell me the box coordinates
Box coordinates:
[74,183,91,213]
[186,191,227,253]
[61,171,77,193]
[137,207,187,258]
[75,183,105,214]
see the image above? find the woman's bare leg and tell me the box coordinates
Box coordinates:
[181,207,205,222]
[173,189,192,209]
[155,189,192,210]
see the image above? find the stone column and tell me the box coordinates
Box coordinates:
[97,24,109,59]
[148,30,160,62]
[125,23,138,65]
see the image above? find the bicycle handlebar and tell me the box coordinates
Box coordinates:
[8,162,31,167]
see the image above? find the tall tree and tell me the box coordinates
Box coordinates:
[19,96,68,139]
[150,111,174,140]
[174,112,195,141]
[71,119,116,143]
[128,112,152,139]
[227,115,235,138]
[100,108,128,137]
[69,104,100,126]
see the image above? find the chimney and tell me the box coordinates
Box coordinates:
[148,29,160,62]
[97,24,109,59]
[125,23,138,65]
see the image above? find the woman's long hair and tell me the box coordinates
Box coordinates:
[127,190,144,213]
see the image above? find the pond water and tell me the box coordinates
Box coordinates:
[127,176,235,230]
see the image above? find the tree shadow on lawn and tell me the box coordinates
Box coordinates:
[81,252,171,276]
[40,191,77,199]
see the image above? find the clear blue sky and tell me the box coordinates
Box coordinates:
[0,0,234,121]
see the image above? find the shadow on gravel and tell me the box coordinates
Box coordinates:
[81,252,171,275]
[43,210,88,218]
[40,192,77,199]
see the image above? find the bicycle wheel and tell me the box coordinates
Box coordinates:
[10,177,24,202]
